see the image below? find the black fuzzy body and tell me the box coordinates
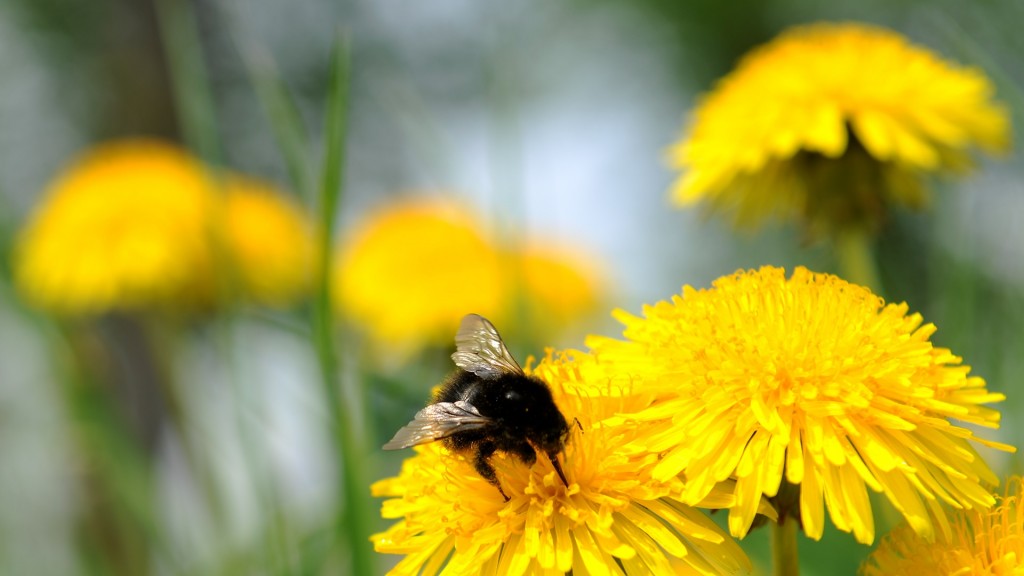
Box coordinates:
[436,368,569,497]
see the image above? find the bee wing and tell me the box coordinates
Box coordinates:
[451,313,523,378]
[382,400,492,450]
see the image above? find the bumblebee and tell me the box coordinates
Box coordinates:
[383,314,571,500]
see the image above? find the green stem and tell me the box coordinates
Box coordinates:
[834,229,882,294]
[234,30,315,206]
[143,318,229,533]
[57,323,163,575]
[217,313,293,574]
[312,32,375,576]
[772,517,799,576]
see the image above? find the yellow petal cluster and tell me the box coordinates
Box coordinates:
[14,139,316,314]
[861,476,1024,575]
[514,244,605,339]
[372,352,756,575]
[15,140,218,313]
[219,177,317,306]
[668,23,1010,232]
[335,200,508,351]
[587,266,1015,545]
[334,199,605,354]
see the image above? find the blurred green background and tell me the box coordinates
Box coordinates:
[0,0,1021,574]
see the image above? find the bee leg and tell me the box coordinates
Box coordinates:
[509,441,537,467]
[474,441,510,501]
[547,451,570,487]
[512,443,567,486]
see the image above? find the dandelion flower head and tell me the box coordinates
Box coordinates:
[218,176,316,307]
[513,243,606,339]
[372,351,757,575]
[668,23,1010,233]
[15,139,217,314]
[861,476,1024,575]
[334,199,507,352]
[587,266,1015,544]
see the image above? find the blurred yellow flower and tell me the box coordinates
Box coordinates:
[334,200,507,351]
[861,476,1024,575]
[588,266,1015,545]
[219,177,316,307]
[373,351,759,575]
[513,243,605,338]
[15,139,217,314]
[335,199,606,354]
[668,23,1010,234]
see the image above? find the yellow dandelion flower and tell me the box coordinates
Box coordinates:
[513,243,606,337]
[587,266,1016,545]
[861,476,1024,575]
[668,23,1010,233]
[334,199,507,351]
[218,177,316,306]
[14,139,217,314]
[373,352,758,575]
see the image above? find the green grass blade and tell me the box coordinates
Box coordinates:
[310,31,376,576]
[317,38,348,240]
[234,30,315,202]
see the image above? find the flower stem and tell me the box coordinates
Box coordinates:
[834,229,882,293]
[312,32,375,576]
[56,322,166,574]
[217,313,293,572]
[772,517,800,576]
[143,317,228,530]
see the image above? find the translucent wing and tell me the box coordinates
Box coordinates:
[382,400,491,450]
[451,313,523,378]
